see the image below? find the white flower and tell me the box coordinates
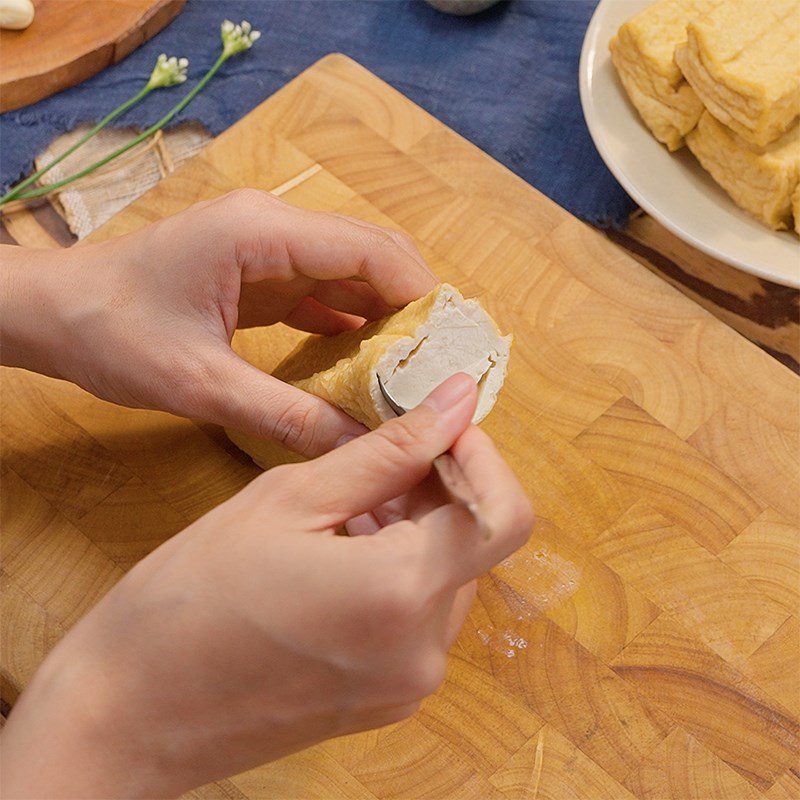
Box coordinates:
[221,18,261,57]
[147,53,189,89]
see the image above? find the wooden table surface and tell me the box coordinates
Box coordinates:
[2,55,798,799]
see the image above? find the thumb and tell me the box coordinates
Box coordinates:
[189,346,367,456]
[300,373,478,526]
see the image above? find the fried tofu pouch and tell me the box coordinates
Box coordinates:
[686,111,800,230]
[675,0,800,147]
[609,0,722,150]
[226,284,512,468]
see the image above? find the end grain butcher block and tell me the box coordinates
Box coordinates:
[2,55,799,799]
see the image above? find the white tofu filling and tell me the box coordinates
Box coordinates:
[373,288,511,423]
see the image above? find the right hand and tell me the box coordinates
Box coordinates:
[0,375,534,800]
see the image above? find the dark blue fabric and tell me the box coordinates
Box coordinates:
[0,0,635,227]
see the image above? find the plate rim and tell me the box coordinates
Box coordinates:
[578,0,800,289]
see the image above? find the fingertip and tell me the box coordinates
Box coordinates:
[377,374,476,461]
[358,230,438,306]
[310,412,368,456]
[284,296,366,335]
[346,512,382,536]
[421,373,477,414]
[334,433,361,449]
[450,422,491,458]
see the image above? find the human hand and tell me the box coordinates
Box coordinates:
[0,190,437,455]
[0,375,533,799]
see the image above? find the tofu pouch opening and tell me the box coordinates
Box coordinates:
[274,283,512,430]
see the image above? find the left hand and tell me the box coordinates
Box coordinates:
[0,189,437,455]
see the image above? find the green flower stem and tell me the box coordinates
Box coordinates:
[0,84,154,205]
[7,51,228,204]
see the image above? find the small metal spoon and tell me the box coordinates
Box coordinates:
[377,374,491,539]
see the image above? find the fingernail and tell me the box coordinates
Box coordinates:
[335,434,359,449]
[422,373,475,413]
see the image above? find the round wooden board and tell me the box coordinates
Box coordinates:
[0,0,186,113]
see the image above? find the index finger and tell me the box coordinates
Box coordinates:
[227,190,438,307]
[415,425,535,587]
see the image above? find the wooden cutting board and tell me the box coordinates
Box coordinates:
[0,0,185,113]
[1,55,798,799]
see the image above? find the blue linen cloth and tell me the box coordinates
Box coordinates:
[0,0,635,227]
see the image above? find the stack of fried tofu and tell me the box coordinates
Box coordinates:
[610,0,800,233]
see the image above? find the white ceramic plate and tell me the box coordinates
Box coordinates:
[579,0,800,288]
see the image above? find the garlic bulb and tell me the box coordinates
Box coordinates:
[0,0,35,30]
